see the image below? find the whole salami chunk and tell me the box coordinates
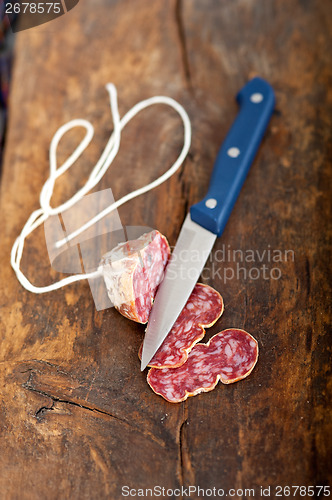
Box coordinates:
[101,231,170,323]
[138,283,224,368]
[147,329,258,403]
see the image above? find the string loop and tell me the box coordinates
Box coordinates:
[10,83,192,294]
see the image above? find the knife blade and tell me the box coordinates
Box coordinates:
[141,77,275,371]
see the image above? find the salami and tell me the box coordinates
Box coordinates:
[147,329,258,403]
[139,283,224,368]
[101,230,170,323]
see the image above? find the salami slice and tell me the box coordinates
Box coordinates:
[139,284,224,368]
[101,230,170,323]
[147,329,258,403]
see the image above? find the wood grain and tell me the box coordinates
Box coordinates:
[0,0,331,498]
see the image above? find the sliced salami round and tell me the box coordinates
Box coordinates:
[101,230,170,323]
[147,329,259,403]
[138,283,224,368]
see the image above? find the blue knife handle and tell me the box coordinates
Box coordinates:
[190,77,275,236]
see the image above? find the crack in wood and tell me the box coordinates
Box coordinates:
[23,379,134,423]
[178,160,190,219]
[178,418,187,490]
[174,0,193,91]
[177,404,193,495]
[35,401,55,420]
[22,372,166,448]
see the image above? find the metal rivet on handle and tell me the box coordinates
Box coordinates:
[250,92,264,103]
[227,147,240,158]
[205,198,217,209]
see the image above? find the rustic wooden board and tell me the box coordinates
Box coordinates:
[0,0,331,498]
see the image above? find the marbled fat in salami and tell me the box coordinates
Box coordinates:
[101,231,170,323]
[147,329,258,403]
[139,284,224,368]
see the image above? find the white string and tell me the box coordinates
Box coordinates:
[10,84,191,294]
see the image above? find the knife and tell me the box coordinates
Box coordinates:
[141,77,275,371]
